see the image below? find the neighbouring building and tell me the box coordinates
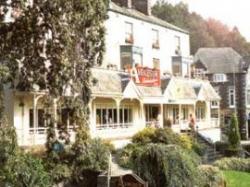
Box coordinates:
[2,0,221,147]
[193,47,250,139]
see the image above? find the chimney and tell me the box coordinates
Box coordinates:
[132,0,151,15]
[112,0,132,9]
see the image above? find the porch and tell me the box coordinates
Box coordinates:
[13,91,76,146]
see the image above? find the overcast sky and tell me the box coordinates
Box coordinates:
[152,0,250,42]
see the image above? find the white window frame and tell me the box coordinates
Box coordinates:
[228,87,236,108]
[211,101,219,109]
[213,74,227,82]
[174,36,181,55]
[125,22,133,43]
[152,29,159,49]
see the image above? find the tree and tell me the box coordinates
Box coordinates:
[152,1,250,55]
[228,113,241,149]
[131,144,200,187]
[0,0,109,184]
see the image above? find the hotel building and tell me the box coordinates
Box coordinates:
[3,0,221,147]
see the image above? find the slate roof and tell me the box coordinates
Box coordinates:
[109,2,188,34]
[194,48,243,73]
[166,77,197,101]
[91,68,130,96]
[137,85,162,97]
[91,68,220,101]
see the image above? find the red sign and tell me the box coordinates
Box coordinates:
[130,67,160,87]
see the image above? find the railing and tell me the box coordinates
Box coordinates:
[146,120,160,128]
[96,123,133,130]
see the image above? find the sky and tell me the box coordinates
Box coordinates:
[152,0,250,42]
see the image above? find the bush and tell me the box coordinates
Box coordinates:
[131,144,200,187]
[198,165,226,187]
[72,138,110,183]
[132,127,156,144]
[228,114,241,149]
[0,119,18,165]
[192,141,206,156]
[1,153,52,187]
[214,157,250,172]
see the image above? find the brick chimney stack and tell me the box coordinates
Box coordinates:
[132,0,151,15]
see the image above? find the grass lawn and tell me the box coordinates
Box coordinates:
[223,170,250,187]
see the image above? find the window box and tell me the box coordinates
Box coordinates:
[125,35,134,44]
[152,41,160,49]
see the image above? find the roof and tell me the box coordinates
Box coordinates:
[165,77,197,102]
[91,68,220,102]
[109,2,189,34]
[190,79,221,101]
[194,48,243,73]
[137,85,162,97]
[91,68,130,96]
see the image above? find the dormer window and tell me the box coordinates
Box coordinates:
[125,22,133,44]
[152,29,160,49]
[213,74,227,82]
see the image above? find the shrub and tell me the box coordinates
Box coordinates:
[228,114,241,149]
[131,144,200,187]
[72,138,110,182]
[191,141,206,156]
[179,134,193,150]
[132,127,156,144]
[214,157,250,172]
[1,153,52,187]
[198,165,226,187]
[0,119,18,165]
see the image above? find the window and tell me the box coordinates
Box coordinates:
[172,62,181,76]
[182,106,189,120]
[193,68,206,79]
[229,87,235,107]
[29,109,46,128]
[152,29,159,49]
[145,105,159,122]
[174,36,181,55]
[213,74,227,82]
[247,89,250,106]
[153,58,160,69]
[96,105,132,129]
[120,106,133,125]
[125,22,133,44]
[96,107,117,126]
[172,106,179,124]
[196,106,205,120]
[211,101,219,108]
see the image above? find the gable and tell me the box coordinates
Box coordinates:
[123,80,141,99]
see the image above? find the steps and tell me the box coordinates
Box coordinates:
[196,133,223,163]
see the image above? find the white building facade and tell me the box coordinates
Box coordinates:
[2,0,221,147]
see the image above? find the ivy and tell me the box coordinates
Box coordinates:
[0,0,109,183]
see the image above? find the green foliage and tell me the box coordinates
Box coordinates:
[214,157,250,172]
[152,1,250,55]
[1,153,52,187]
[132,127,201,152]
[192,140,206,156]
[132,127,156,144]
[0,119,18,166]
[228,114,241,150]
[198,165,225,187]
[131,144,200,187]
[72,138,110,182]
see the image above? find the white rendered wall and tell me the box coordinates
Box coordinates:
[103,10,190,73]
